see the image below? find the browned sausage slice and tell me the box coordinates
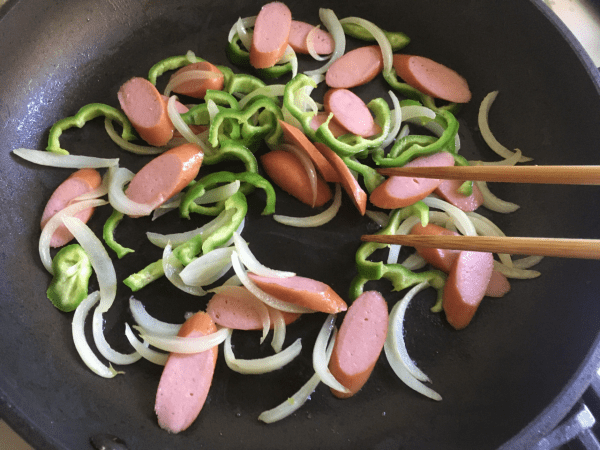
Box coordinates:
[323,88,381,138]
[249,2,292,69]
[288,20,334,55]
[410,222,460,272]
[326,45,383,88]
[309,112,349,139]
[169,61,225,99]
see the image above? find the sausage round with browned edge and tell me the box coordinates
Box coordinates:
[326,45,383,89]
[249,2,292,69]
[323,88,381,138]
[288,20,334,55]
[169,61,225,99]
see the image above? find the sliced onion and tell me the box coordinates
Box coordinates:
[398,124,410,139]
[274,183,342,227]
[470,148,523,167]
[401,105,437,122]
[195,180,241,205]
[230,16,256,48]
[512,255,544,269]
[224,333,302,374]
[72,291,120,378]
[231,251,315,314]
[129,296,182,336]
[475,180,520,213]
[381,90,402,149]
[233,232,295,278]
[269,307,286,353]
[72,171,110,202]
[258,328,336,423]
[138,326,230,353]
[422,196,477,236]
[278,143,318,207]
[162,244,207,296]
[12,148,119,168]
[387,215,422,264]
[164,70,222,97]
[306,25,328,61]
[339,16,392,73]
[104,119,165,155]
[167,95,212,154]
[478,91,532,162]
[92,307,141,365]
[466,211,513,267]
[423,118,461,153]
[365,210,390,227]
[401,253,428,271]
[304,8,345,77]
[62,216,117,313]
[179,246,235,287]
[107,167,157,216]
[313,314,349,393]
[493,260,541,279]
[124,323,168,366]
[239,84,286,109]
[39,199,107,273]
[152,192,184,220]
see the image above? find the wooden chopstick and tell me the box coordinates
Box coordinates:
[376,165,600,185]
[360,234,600,259]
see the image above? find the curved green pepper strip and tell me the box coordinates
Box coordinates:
[174,191,248,266]
[46,244,93,312]
[341,22,410,51]
[147,53,205,85]
[47,103,136,155]
[123,260,164,292]
[180,170,275,218]
[225,72,267,97]
[103,209,134,259]
[202,138,258,172]
[226,33,293,79]
[343,156,385,193]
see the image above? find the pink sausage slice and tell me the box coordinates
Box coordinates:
[247,273,348,314]
[126,143,203,213]
[169,61,224,99]
[328,290,388,398]
[434,179,484,212]
[323,88,381,138]
[485,270,511,298]
[410,222,460,272]
[443,251,494,330]
[155,312,218,433]
[40,168,102,248]
[118,77,175,146]
[309,112,349,139]
[370,151,455,209]
[288,20,334,55]
[326,45,383,89]
[250,2,292,69]
[393,54,472,103]
[206,286,301,329]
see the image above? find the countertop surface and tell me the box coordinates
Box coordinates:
[1,1,599,449]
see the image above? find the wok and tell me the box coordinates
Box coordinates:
[1,0,600,449]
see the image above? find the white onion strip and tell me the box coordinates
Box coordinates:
[279,143,318,207]
[422,196,477,237]
[72,171,110,202]
[194,181,240,205]
[365,210,390,227]
[231,16,256,49]
[164,70,222,97]
[239,85,285,109]
[306,25,328,61]
[512,255,544,269]
[224,332,302,374]
[72,291,120,378]
[274,183,342,227]
[107,167,156,216]
[304,8,345,77]
[92,307,141,365]
[381,90,402,149]
[313,314,349,393]
[39,199,107,273]
[138,326,230,353]
[401,253,428,271]
[387,215,422,264]
[129,297,182,336]
[104,119,165,155]
[339,16,392,73]
[162,244,207,296]
[475,180,520,214]
[179,246,235,287]
[478,91,532,162]
[62,216,117,313]
[233,232,295,278]
[166,95,212,154]
[466,212,513,267]
[493,260,541,279]
[12,148,119,168]
[259,328,336,423]
[270,307,286,353]
[124,324,168,366]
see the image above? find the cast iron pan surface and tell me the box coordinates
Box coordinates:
[2,0,600,449]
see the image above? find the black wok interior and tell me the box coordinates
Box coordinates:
[2,0,600,449]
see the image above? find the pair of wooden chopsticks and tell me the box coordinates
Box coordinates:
[361,165,600,259]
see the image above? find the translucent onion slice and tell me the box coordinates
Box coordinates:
[162,244,207,296]
[423,118,461,153]
[147,208,234,248]
[164,70,222,97]
[228,16,256,43]
[401,253,428,271]
[231,251,315,314]
[195,180,241,205]
[152,192,184,220]
[107,167,156,216]
[493,261,541,279]
[166,95,212,155]
[129,297,182,336]
[124,323,168,366]
[278,143,318,207]
[478,91,532,162]
[270,307,286,353]
[224,332,302,374]
[233,232,295,278]
[72,291,120,378]
[232,16,256,49]
[179,246,235,287]
[62,216,117,313]
[381,90,402,149]
[239,84,286,109]
[104,119,165,155]
[339,16,392,73]
[138,326,230,353]
[12,148,119,168]
[282,106,304,129]
[39,199,107,273]
[306,25,328,61]
[422,196,477,236]
[273,183,342,227]
[92,307,141,365]
[304,8,345,77]
[365,209,390,227]
[398,124,410,139]
[313,314,349,393]
[401,105,436,122]
[72,171,110,202]
[387,215,422,264]
[470,148,523,167]
[466,212,513,267]
[258,328,336,423]
[512,255,544,269]
[475,180,520,214]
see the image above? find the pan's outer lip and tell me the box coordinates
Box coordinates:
[1,0,600,449]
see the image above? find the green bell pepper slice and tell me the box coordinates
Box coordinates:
[46,244,93,312]
[147,53,205,85]
[226,33,293,79]
[341,22,410,51]
[123,260,164,292]
[103,209,134,259]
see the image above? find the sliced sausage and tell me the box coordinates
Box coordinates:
[247,273,348,314]
[485,270,511,298]
[206,286,300,330]
[393,54,471,103]
[314,142,367,215]
[309,112,349,139]
[260,149,332,207]
[328,290,388,398]
[410,222,460,272]
[443,251,494,330]
[126,143,203,212]
[326,45,383,89]
[279,119,341,183]
[434,179,484,212]
[155,311,218,433]
[40,168,102,248]
[288,20,334,55]
[249,2,292,69]
[118,77,175,146]
[323,88,381,138]
[369,151,455,209]
[169,61,224,99]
